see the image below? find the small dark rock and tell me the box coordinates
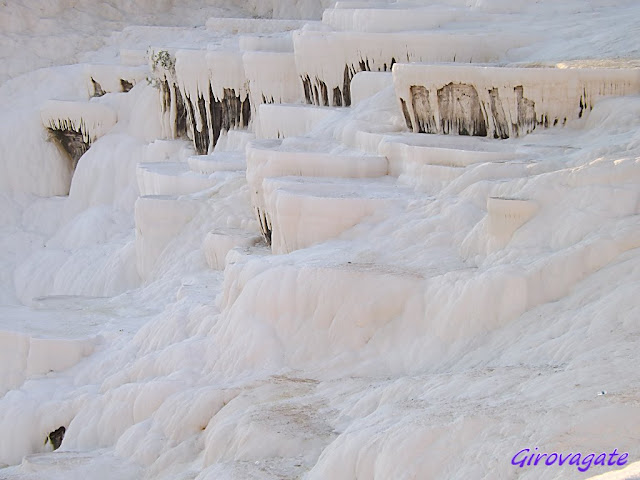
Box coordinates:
[47,426,66,451]
[120,78,134,92]
[91,78,106,97]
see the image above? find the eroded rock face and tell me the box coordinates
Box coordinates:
[160,80,250,155]
[174,84,188,137]
[514,85,537,136]
[488,87,509,139]
[393,63,640,139]
[437,82,487,137]
[400,98,412,130]
[302,56,396,107]
[160,80,188,139]
[256,207,272,245]
[401,81,542,139]
[186,93,211,155]
[410,85,436,134]
[47,128,89,173]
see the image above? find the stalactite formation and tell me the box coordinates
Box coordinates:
[437,83,487,137]
[47,127,90,172]
[301,56,397,107]
[174,84,188,137]
[410,85,436,134]
[395,64,640,139]
[256,207,272,245]
[160,78,250,155]
[488,88,509,139]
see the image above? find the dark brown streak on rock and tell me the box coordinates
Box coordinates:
[185,94,209,155]
[515,85,536,136]
[333,87,343,107]
[342,65,352,106]
[437,83,487,136]
[488,88,509,139]
[47,128,89,176]
[91,78,106,97]
[120,79,134,92]
[210,86,223,148]
[174,84,187,137]
[400,98,413,130]
[256,207,272,245]
[302,75,313,104]
[318,80,329,106]
[242,94,251,128]
[410,85,436,134]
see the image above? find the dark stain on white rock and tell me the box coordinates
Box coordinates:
[410,85,436,134]
[514,85,536,136]
[302,56,399,108]
[342,65,352,106]
[47,127,90,175]
[400,98,412,129]
[46,426,66,451]
[256,207,272,245]
[437,82,487,137]
[160,79,250,154]
[90,78,106,97]
[488,87,509,139]
[120,79,134,93]
[174,84,188,137]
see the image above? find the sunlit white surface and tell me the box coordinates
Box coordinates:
[1,1,639,479]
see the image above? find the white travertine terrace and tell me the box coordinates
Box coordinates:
[173,49,250,154]
[243,51,302,114]
[134,195,203,279]
[256,103,343,139]
[40,100,117,146]
[3,0,640,478]
[83,64,147,97]
[349,71,392,105]
[262,176,411,254]
[202,230,261,270]
[246,137,388,242]
[205,17,308,34]
[322,5,463,32]
[393,63,640,138]
[293,30,530,106]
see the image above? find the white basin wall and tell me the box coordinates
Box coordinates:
[41,100,118,146]
[393,64,640,138]
[242,51,303,115]
[205,17,307,34]
[202,231,261,270]
[0,330,95,396]
[349,71,392,105]
[256,104,343,139]
[239,34,294,53]
[381,142,518,172]
[169,49,251,154]
[487,197,538,243]
[322,6,463,32]
[246,138,388,218]
[187,152,246,175]
[83,64,148,97]
[136,162,218,196]
[263,177,408,254]
[135,196,203,279]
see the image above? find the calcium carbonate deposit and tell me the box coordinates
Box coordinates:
[1,1,639,479]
